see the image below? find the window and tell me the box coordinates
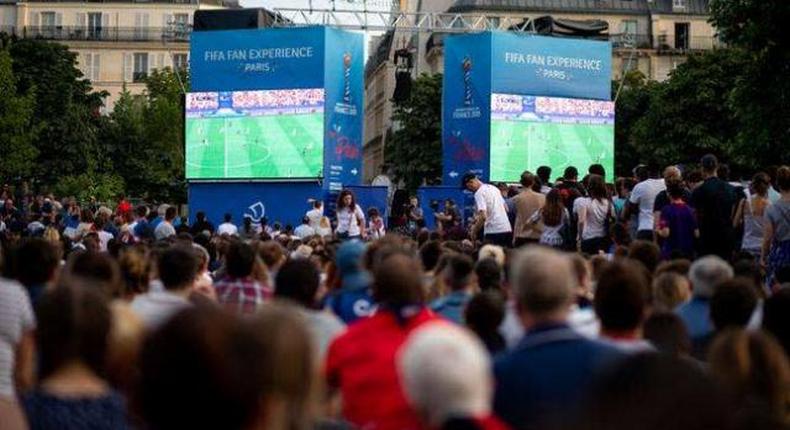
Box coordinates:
[622,20,637,36]
[133,52,148,82]
[40,12,56,27]
[673,0,686,8]
[39,11,58,37]
[173,53,188,70]
[134,13,150,40]
[675,22,690,49]
[88,12,103,39]
[82,53,100,81]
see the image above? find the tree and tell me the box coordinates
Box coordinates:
[0,49,38,180]
[710,0,790,169]
[384,73,443,192]
[8,38,109,187]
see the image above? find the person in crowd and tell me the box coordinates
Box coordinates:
[652,166,691,215]
[335,190,366,240]
[368,208,386,240]
[0,274,35,430]
[571,353,733,430]
[130,205,152,241]
[527,189,570,249]
[652,271,691,312]
[676,255,733,351]
[294,216,316,240]
[627,240,661,274]
[657,180,699,259]
[399,323,505,430]
[512,171,546,247]
[626,164,666,241]
[762,287,790,356]
[214,241,269,315]
[475,257,503,293]
[326,253,439,430]
[691,154,738,259]
[14,238,60,307]
[435,199,464,240]
[708,329,790,428]
[23,282,128,430]
[130,245,198,329]
[153,206,177,241]
[306,200,324,231]
[324,240,374,324]
[189,211,214,236]
[536,165,552,194]
[762,166,790,290]
[709,278,758,336]
[643,312,693,357]
[217,213,239,236]
[274,258,345,358]
[315,216,333,238]
[733,173,772,259]
[577,174,615,254]
[462,173,512,248]
[237,216,258,240]
[407,196,425,234]
[137,304,317,430]
[594,260,653,352]
[493,247,623,429]
[431,253,476,324]
[420,240,443,296]
[465,290,506,355]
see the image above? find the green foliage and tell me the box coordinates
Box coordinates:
[53,172,125,203]
[0,49,39,180]
[384,73,443,192]
[102,68,188,202]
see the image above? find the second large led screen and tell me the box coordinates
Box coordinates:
[186,89,324,180]
[490,94,614,183]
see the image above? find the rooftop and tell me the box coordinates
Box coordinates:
[18,0,227,5]
[448,0,711,15]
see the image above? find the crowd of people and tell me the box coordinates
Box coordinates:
[1,152,789,430]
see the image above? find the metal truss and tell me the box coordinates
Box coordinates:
[271,8,536,33]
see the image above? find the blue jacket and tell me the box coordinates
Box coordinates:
[676,297,711,341]
[493,323,624,430]
[324,273,375,325]
[430,291,472,325]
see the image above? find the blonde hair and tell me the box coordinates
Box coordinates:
[652,272,691,312]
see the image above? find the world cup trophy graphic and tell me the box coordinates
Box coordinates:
[343,52,352,104]
[462,56,473,107]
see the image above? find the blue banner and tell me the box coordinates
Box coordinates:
[491,32,612,101]
[323,28,364,190]
[442,33,492,186]
[190,27,325,91]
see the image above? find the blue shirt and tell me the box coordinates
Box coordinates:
[430,291,472,325]
[493,323,623,430]
[23,390,128,430]
[324,272,375,325]
[676,297,711,340]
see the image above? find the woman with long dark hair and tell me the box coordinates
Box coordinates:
[763,166,790,291]
[528,189,570,249]
[335,190,366,240]
[734,172,772,259]
[578,175,615,254]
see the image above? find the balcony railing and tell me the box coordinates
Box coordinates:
[656,34,726,52]
[610,33,653,49]
[19,25,191,42]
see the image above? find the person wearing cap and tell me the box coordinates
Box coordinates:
[324,240,375,324]
[462,173,512,248]
[690,154,737,259]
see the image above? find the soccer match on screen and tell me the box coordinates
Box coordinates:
[489,93,615,183]
[185,88,325,180]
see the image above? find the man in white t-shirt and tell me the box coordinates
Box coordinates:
[294,216,316,239]
[462,173,512,247]
[627,165,666,241]
[154,206,178,241]
[306,200,324,231]
[217,213,239,236]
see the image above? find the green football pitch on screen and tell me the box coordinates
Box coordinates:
[185,113,324,180]
[489,120,614,183]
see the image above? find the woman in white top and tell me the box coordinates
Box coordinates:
[578,175,615,255]
[734,172,772,259]
[334,190,366,240]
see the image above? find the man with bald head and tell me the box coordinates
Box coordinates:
[653,165,692,230]
[493,248,623,430]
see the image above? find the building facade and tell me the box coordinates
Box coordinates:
[0,0,227,111]
[363,0,720,180]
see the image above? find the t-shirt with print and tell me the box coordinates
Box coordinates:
[474,184,512,235]
[629,178,666,231]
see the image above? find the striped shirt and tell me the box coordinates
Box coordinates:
[0,278,35,398]
[214,276,270,315]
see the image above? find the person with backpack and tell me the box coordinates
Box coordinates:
[527,189,571,249]
[577,175,615,254]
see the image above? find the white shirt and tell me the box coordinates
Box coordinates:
[294,224,316,239]
[217,222,239,236]
[578,197,614,240]
[306,208,323,230]
[131,291,192,330]
[335,204,365,236]
[154,221,176,241]
[97,230,114,251]
[0,278,35,398]
[474,183,512,235]
[629,178,666,231]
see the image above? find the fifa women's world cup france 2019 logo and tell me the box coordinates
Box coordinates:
[343,52,352,104]
[462,56,473,106]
